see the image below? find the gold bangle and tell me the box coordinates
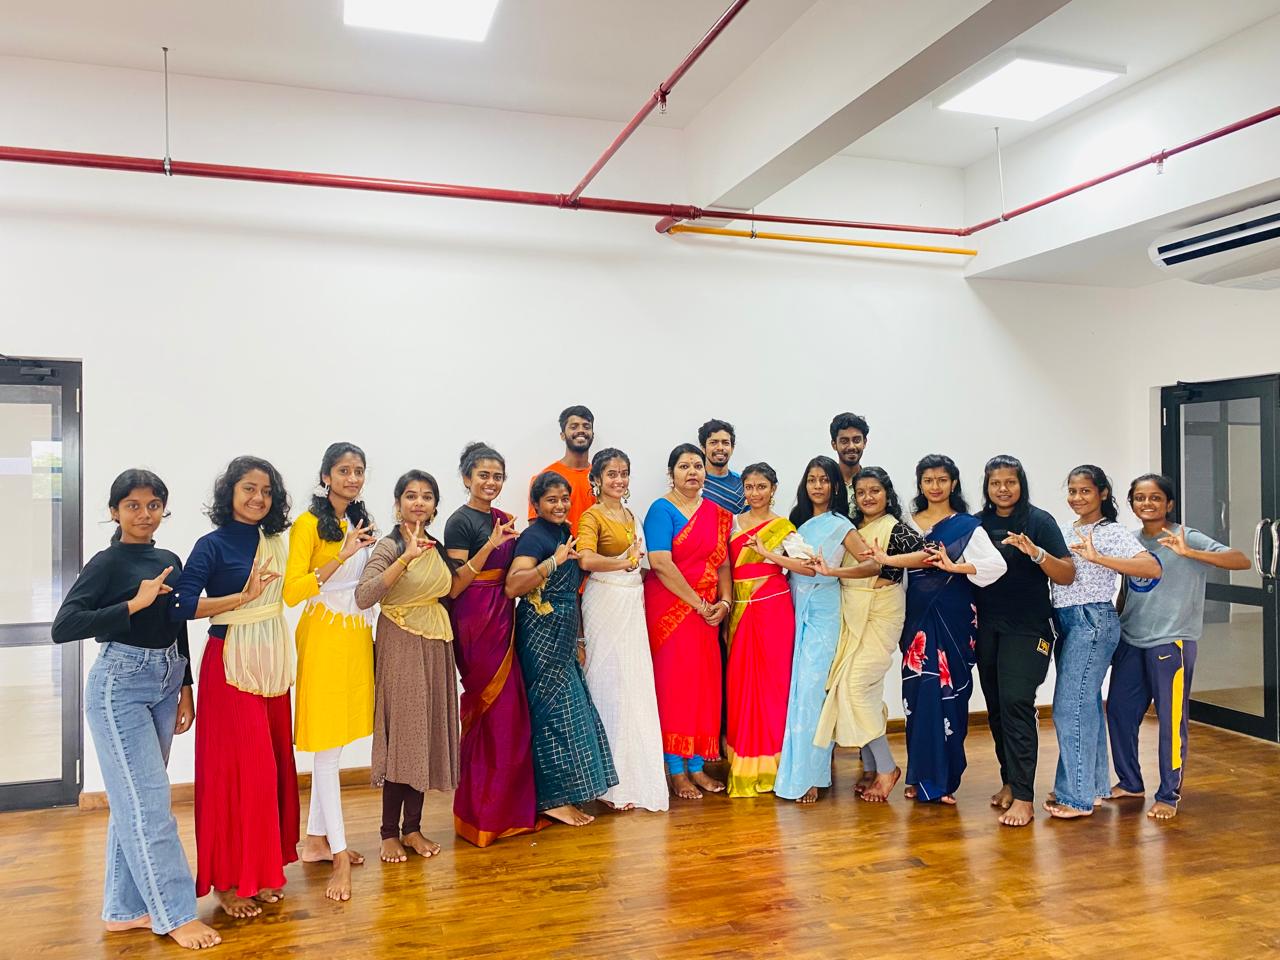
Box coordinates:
[465,559,478,574]
[396,555,409,568]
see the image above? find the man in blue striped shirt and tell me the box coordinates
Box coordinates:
[698,419,747,515]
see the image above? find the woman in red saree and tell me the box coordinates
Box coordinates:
[643,443,733,801]
[444,442,538,847]
[726,463,803,798]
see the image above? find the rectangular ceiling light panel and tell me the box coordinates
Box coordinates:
[344,0,501,41]
[938,57,1122,122]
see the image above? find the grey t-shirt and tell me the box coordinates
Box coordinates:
[1119,524,1230,648]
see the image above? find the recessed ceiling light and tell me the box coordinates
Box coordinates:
[937,56,1123,122]
[344,0,501,42]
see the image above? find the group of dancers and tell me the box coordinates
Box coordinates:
[51,406,1250,951]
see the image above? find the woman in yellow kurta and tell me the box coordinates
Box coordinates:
[283,442,377,902]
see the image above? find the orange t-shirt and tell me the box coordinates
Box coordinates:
[528,461,594,534]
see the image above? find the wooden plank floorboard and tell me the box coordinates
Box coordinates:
[2,717,1278,959]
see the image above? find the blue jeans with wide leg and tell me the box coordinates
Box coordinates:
[1051,603,1120,812]
[84,641,197,934]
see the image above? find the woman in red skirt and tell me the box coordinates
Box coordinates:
[171,456,298,919]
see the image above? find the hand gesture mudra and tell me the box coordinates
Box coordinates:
[341,520,377,560]
[808,555,834,578]
[488,516,519,549]
[625,541,644,571]
[1157,524,1191,557]
[554,537,579,566]
[131,566,174,609]
[925,544,962,573]
[1002,532,1040,558]
[242,558,280,603]
[401,521,432,562]
[857,537,891,566]
[1068,527,1101,564]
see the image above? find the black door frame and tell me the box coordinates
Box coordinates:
[1160,372,1279,742]
[0,357,83,810]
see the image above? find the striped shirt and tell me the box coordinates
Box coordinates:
[703,469,746,515]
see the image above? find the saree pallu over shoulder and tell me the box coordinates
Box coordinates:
[450,519,541,846]
[900,511,982,802]
[381,547,454,641]
[211,530,293,697]
[728,516,796,637]
[644,499,731,759]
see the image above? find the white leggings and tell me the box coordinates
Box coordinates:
[307,746,346,854]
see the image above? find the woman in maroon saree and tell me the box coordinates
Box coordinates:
[444,443,538,846]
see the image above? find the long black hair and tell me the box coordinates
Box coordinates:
[912,454,968,514]
[850,466,903,525]
[310,442,374,542]
[980,454,1030,519]
[206,455,291,535]
[789,455,848,527]
[108,468,170,543]
[387,469,443,557]
[1069,464,1118,523]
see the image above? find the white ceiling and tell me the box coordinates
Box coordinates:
[844,0,1280,169]
[0,0,817,127]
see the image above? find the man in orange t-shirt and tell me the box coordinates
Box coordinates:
[528,405,596,535]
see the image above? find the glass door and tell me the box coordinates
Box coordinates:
[1160,373,1278,741]
[0,358,82,810]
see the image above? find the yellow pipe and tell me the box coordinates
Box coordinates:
[667,223,977,256]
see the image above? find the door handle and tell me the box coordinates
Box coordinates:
[1255,519,1270,577]
[1271,519,1280,579]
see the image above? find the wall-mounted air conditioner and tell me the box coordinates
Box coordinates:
[1149,198,1280,290]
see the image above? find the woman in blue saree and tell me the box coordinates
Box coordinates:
[766,457,872,803]
[877,455,1006,804]
[506,471,617,827]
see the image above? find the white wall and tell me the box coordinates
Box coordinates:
[2,55,1270,792]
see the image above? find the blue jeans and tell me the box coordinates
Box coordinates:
[84,642,197,934]
[1051,603,1120,811]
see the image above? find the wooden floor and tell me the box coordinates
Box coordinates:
[3,718,1278,959]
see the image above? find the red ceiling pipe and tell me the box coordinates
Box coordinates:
[565,0,752,203]
[961,102,1280,235]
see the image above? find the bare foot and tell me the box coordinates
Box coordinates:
[105,915,152,932]
[689,770,726,794]
[543,804,595,826]
[1107,783,1144,800]
[861,768,901,803]
[670,774,702,800]
[380,837,408,863]
[168,919,222,949]
[1148,801,1178,820]
[999,799,1034,827]
[301,835,364,865]
[854,771,875,795]
[795,786,819,804]
[1043,800,1093,819]
[252,887,284,903]
[325,850,354,902]
[1046,792,1102,807]
[401,832,442,858]
[215,890,262,919]
[990,784,1013,809]
[904,785,917,800]
[940,794,957,806]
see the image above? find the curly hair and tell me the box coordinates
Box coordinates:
[205,455,291,536]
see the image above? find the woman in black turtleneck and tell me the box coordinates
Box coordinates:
[52,469,221,950]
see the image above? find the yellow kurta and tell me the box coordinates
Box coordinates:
[284,510,375,752]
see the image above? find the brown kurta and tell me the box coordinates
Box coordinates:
[356,537,459,794]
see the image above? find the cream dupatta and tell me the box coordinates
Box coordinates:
[211,529,294,697]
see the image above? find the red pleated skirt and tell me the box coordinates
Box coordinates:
[194,635,299,898]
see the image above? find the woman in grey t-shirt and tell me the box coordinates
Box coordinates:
[1109,474,1250,820]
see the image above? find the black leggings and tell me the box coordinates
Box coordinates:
[380,781,425,840]
[975,616,1054,803]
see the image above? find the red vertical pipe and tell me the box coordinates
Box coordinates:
[566,0,752,203]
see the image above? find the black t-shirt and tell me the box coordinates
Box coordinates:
[51,540,193,685]
[444,505,496,557]
[976,504,1068,626]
